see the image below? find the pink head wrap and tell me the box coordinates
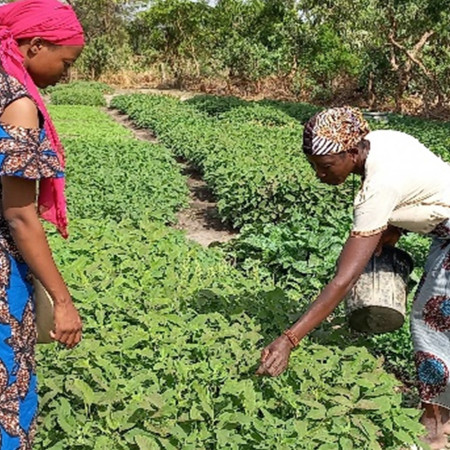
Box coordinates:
[0,0,85,238]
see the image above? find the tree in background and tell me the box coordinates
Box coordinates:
[50,0,450,111]
[128,0,214,84]
[298,0,450,111]
[69,0,144,78]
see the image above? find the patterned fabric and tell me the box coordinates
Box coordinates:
[0,0,84,238]
[0,123,63,179]
[303,106,370,156]
[411,218,450,407]
[0,72,63,180]
[0,72,63,448]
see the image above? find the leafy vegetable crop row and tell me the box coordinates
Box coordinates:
[110,94,354,229]
[186,96,450,385]
[51,105,188,225]
[186,94,450,163]
[48,81,114,107]
[51,87,107,107]
[37,218,423,449]
[44,80,114,95]
[184,96,449,383]
[110,93,447,403]
[31,103,426,448]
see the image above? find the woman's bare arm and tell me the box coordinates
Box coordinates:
[257,232,382,376]
[289,233,382,340]
[0,98,81,347]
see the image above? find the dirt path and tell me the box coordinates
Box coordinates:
[104,107,158,142]
[104,104,238,247]
[172,159,238,247]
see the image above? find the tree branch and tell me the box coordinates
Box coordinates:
[389,31,435,80]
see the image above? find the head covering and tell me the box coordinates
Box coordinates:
[303,106,370,156]
[0,0,85,238]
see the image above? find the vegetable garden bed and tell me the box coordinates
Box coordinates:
[33,101,426,449]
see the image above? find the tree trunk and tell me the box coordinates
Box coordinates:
[367,71,376,110]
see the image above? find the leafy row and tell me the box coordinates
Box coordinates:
[110,92,444,397]
[51,105,188,225]
[37,218,423,450]
[47,81,114,107]
[31,102,426,448]
[111,94,353,229]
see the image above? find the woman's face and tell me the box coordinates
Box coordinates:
[307,152,355,185]
[23,40,83,88]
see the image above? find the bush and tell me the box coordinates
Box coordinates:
[51,87,107,106]
[44,81,114,95]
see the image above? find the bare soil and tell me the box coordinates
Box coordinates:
[104,103,238,247]
[172,159,238,247]
[103,107,158,142]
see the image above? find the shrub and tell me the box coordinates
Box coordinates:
[51,87,107,107]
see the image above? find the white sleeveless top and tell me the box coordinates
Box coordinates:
[351,130,450,236]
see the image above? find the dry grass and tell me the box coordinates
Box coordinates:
[90,67,450,120]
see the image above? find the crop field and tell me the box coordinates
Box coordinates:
[33,89,450,448]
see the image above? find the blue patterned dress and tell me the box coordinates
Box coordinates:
[0,72,63,449]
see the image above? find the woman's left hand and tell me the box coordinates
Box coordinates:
[255,335,294,377]
[51,300,82,349]
[375,225,402,256]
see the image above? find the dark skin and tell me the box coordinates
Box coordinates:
[256,144,401,376]
[0,38,83,348]
[256,142,449,448]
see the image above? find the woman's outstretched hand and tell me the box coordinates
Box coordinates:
[50,300,82,349]
[375,225,402,256]
[255,335,295,377]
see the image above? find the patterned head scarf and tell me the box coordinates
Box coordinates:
[0,0,85,238]
[303,106,370,156]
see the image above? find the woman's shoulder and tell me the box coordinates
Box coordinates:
[0,71,30,115]
[367,129,418,143]
[366,129,427,157]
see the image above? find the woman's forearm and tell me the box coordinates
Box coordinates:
[287,233,383,342]
[7,214,71,304]
[289,278,353,340]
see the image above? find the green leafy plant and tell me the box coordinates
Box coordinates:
[51,87,107,106]
[36,219,424,449]
[111,94,353,229]
[52,105,188,224]
[43,81,114,95]
[38,97,430,448]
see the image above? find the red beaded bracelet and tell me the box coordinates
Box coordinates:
[283,329,299,348]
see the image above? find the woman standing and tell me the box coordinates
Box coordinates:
[257,107,450,449]
[0,0,84,447]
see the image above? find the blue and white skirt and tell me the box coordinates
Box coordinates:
[411,219,450,408]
